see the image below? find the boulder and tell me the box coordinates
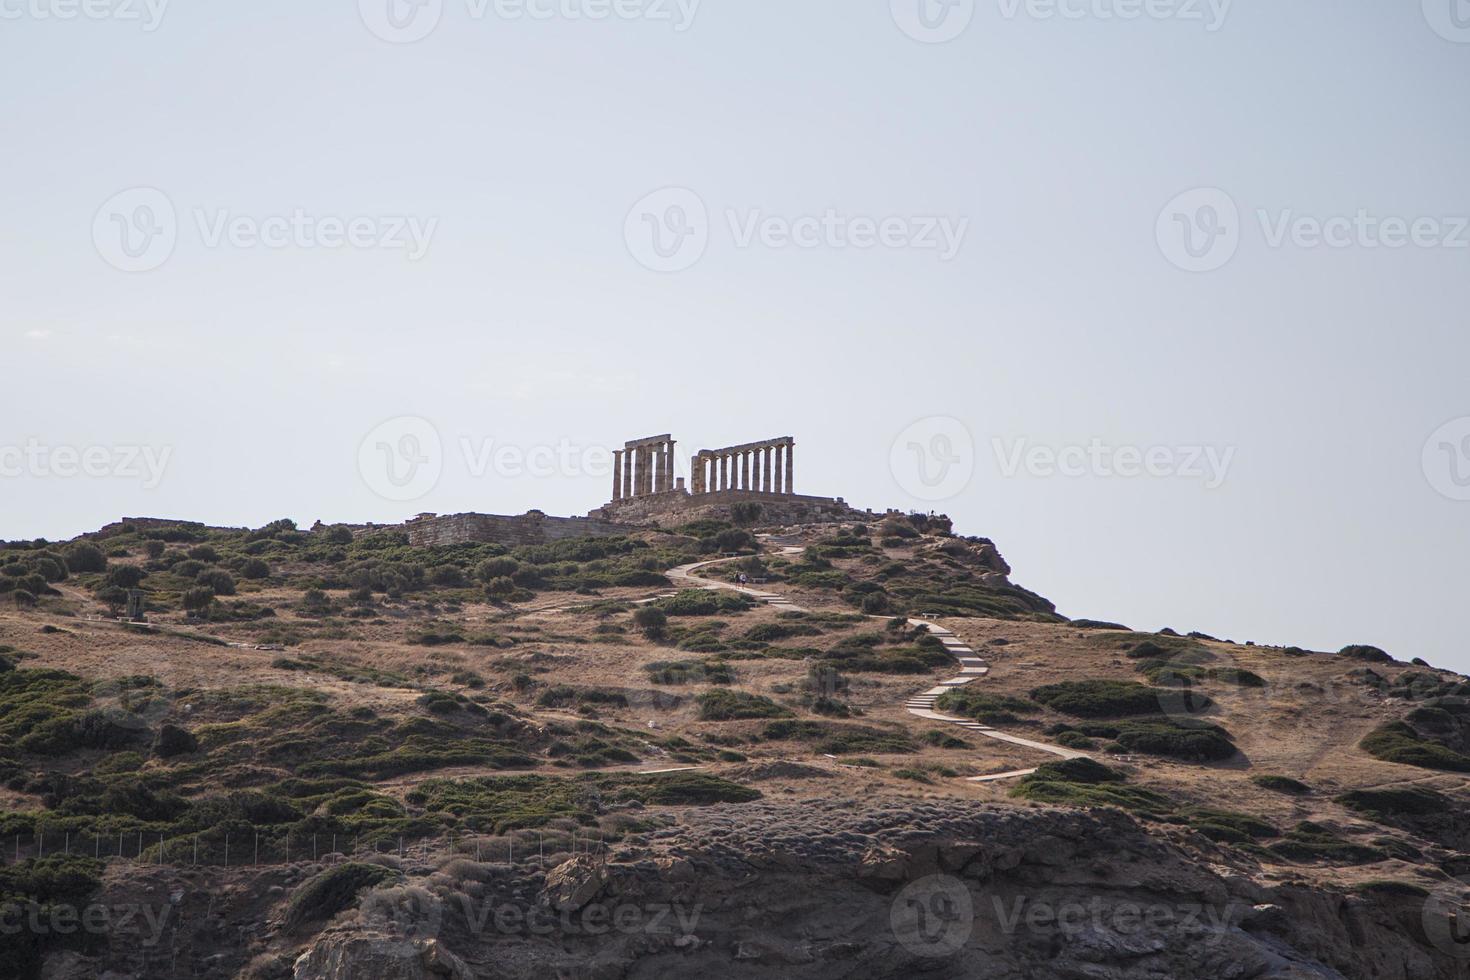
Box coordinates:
[542,855,606,912]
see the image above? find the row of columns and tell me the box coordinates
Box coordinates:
[612,438,677,501]
[692,442,794,495]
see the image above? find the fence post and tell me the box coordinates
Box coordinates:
[225,834,229,869]
[64,831,69,856]
[194,836,198,867]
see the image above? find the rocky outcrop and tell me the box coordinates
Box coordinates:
[541,856,606,912]
[292,935,473,980]
[284,800,1463,980]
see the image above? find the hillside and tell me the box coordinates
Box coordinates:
[1,514,1467,979]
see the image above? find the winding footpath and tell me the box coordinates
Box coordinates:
[668,545,1087,783]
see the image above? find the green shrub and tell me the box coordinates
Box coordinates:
[154,724,199,758]
[1339,645,1391,663]
[105,565,146,589]
[656,590,753,616]
[475,557,520,581]
[1012,763,1173,816]
[1269,822,1385,865]
[646,660,734,685]
[63,543,107,574]
[744,622,823,642]
[1252,774,1310,795]
[196,569,236,595]
[632,607,668,637]
[240,558,271,580]
[1029,680,1205,718]
[1360,722,1470,772]
[697,690,791,721]
[1337,787,1452,821]
[1055,731,1096,750]
[760,719,916,754]
[934,689,1040,725]
[284,863,398,931]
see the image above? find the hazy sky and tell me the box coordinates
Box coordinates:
[3,1,1468,668]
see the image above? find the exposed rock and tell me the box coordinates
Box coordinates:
[541,855,607,912]
[292,934,473,980]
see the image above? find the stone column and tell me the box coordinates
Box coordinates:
[761,446,771,492]
[667,440,677,493]
[613,451,624,501]
[741,451,750,491]
[785,443,794,494]
[638,447,649,496]
[772,446,783,495]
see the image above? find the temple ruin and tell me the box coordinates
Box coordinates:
[406,430,866,546]
[691,437,795,495]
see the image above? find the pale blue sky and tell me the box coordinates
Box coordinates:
[3,1,1468,667]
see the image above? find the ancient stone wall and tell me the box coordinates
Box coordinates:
[589,490,871,529]
[405,511,628,548]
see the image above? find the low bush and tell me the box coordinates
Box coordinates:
[646,660,734,685]
[1360,722,1470,772]
[934,690,1040,725]
[760,720,916,754]
[1251,774,1310,795]
[284,862,398,931]
[1030,680,1207,718]
[697,690,791,721]
[656,590,754,617]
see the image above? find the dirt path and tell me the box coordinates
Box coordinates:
[667,543,1087,783]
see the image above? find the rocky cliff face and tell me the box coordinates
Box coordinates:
[284,800,1460,980]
